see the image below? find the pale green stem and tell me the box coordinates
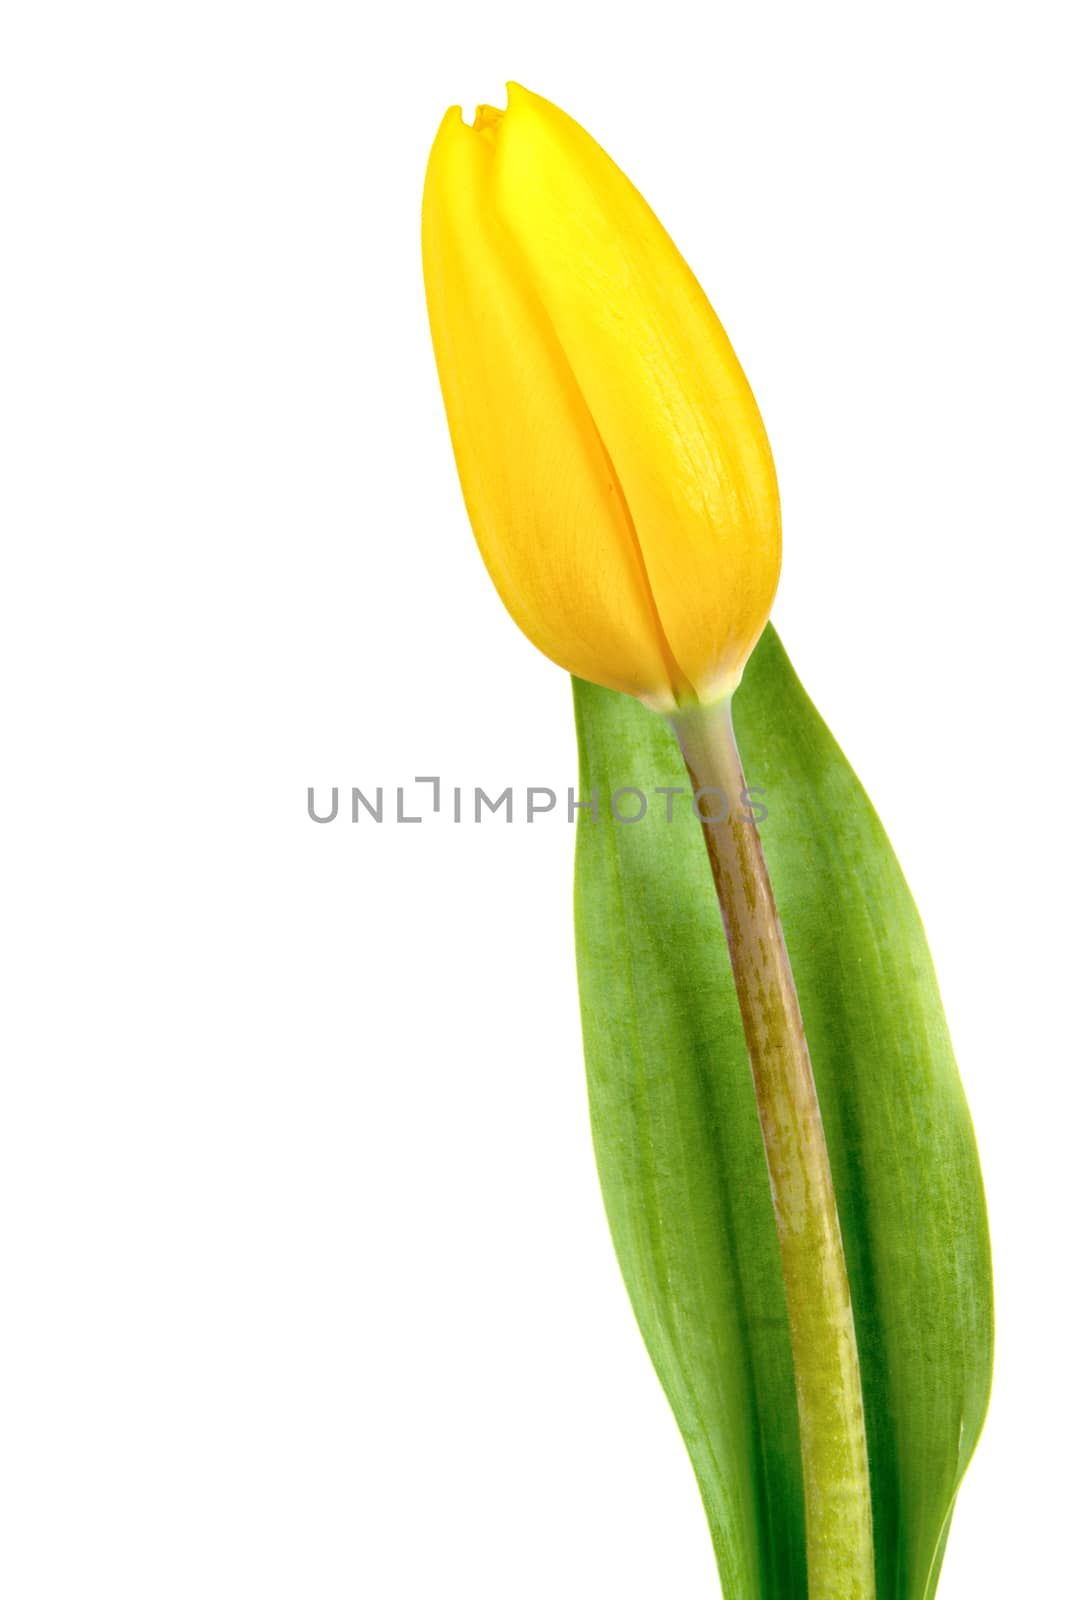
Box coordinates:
[671,696,876,1600]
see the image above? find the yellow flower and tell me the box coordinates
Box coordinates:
[422,83,780,711]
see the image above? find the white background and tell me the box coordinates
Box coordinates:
[2,2,1064,1595]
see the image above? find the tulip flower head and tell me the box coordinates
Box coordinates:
[422,83,781,712]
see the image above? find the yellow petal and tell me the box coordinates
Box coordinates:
[421,107,687,704]
[491,84,781,702]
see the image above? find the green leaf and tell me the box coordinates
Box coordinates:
[572,624,992,1600]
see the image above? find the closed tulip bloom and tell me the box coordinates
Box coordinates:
[422,83,781,711]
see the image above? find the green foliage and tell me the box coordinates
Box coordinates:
[572,625,993,1599]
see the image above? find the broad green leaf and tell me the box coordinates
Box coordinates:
[572,624,992,1600]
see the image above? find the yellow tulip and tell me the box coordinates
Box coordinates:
[422,83,781,711]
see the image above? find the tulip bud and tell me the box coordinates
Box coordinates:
[422,83,781,711]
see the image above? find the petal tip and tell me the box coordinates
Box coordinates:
[472,100,505,134]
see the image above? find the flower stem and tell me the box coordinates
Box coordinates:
[670,696,876,1600]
